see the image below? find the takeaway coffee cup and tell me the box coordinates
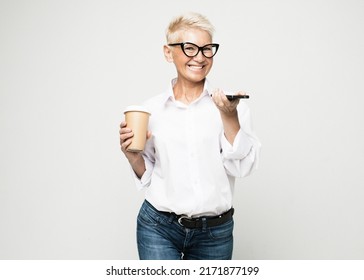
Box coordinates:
[123,105,151,152]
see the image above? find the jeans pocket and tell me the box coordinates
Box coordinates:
[137,205,162,227]
[208,219,234,240]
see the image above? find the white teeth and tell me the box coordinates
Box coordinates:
[188,65,203,69]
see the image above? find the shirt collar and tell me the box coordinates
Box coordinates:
[163,78,212,104]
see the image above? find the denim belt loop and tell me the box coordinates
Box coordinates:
[201,217,207,232]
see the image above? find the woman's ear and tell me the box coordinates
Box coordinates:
[163,45,174,63]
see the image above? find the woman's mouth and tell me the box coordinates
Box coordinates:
[188,65,205,70]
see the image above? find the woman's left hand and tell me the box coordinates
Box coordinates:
[211,89,246,144]
[211,88,244,115]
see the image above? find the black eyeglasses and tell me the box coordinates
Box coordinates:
[168,42,219,58]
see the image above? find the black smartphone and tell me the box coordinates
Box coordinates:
[225,95,250,101]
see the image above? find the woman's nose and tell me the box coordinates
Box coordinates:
[193,51,206,62]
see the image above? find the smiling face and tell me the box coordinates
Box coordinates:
[164,28,214,85]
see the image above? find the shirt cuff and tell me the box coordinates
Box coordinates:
[221,129,254,160]
[131,155,153,190]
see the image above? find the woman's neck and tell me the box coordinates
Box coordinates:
[173,79,205,105]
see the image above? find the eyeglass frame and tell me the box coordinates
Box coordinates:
[168,42,220,58]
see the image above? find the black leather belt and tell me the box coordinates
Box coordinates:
[164,208,234,229]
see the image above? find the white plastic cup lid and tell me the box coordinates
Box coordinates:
[123,105,151,115]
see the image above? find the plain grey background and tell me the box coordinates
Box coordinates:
[1,0,363,259]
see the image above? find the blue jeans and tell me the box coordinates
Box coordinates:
[137,200,234,260]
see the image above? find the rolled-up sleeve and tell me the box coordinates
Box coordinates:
[130,154,153,190]
[221,104,261,177]
[130,134,155,190]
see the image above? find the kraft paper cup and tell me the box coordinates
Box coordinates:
[123,105,151,152]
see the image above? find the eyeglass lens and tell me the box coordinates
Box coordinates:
[183,43,218,58]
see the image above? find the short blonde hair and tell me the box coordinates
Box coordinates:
[165,12,215,43]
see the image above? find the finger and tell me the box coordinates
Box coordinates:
[230,99,240,107]
[121,138,132,152]
[236,91,248,97]
[211,89,224,106]
[218,89,234,106]
[212,88,224,98]
[120,127,132,135]
[120,131,134,144]
[120,121,127,128]
[227,96,240,108]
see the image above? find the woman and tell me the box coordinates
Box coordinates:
[119,12,260,260]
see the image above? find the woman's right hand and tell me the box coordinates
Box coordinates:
[119,121,134,154]
[119,121,151,167]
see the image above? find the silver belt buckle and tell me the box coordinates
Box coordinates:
[178,215,190,226]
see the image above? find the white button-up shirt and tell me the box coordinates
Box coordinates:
[131,79,261,217]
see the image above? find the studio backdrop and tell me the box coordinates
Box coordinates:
[1,0,363,259]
